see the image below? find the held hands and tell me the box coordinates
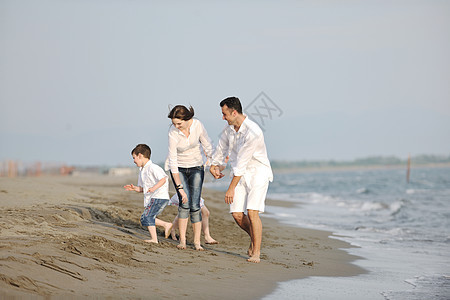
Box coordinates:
[210,165,225,179]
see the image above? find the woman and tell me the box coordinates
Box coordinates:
[166,105,213,250]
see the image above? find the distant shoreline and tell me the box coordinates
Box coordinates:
[272,162,450,174]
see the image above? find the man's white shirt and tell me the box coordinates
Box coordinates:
[212,116,273,182]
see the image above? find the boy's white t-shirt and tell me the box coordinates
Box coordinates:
[138,160,169,207]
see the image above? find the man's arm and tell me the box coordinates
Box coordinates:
[225,175,241,204]
[210,128,230,179]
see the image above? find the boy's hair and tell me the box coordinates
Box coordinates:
[168,105,195,121]
[220,97,242,114]
[131,144,151,159]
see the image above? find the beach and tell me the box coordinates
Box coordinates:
[0,174,364,299]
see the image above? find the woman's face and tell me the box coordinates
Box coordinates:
[172,118,188,131]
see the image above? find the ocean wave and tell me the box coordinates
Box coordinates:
[356,187,370,194]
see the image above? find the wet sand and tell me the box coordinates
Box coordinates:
[0,175,365,299]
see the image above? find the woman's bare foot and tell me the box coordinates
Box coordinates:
[144,239,158,244]
[205,237,219,244]
[194,244,204,251]
[164,224,173,239]
[177,242,186,250]
[170,232,178,241]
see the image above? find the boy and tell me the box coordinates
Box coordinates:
[124,144,172,243]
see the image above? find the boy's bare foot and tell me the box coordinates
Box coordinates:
[144,239,158,244]
[164,224,173,239]
[205,237,219,244]
[194,244,204,251]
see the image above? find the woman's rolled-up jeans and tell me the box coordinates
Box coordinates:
[170,166,204,223]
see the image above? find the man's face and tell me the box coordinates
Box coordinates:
[221,105,236,125]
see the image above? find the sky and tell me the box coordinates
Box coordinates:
[1,0,449,166]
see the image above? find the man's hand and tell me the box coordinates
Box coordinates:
[225,187,235,204]
[224,175,241,205]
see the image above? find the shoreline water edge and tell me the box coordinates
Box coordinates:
[260,166,450,300]
[0,174,365,299]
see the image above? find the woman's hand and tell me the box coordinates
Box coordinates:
[179,189,188,204]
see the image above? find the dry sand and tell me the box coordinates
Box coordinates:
[0,175,365,299]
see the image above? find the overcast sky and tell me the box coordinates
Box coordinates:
[1,0,449,166]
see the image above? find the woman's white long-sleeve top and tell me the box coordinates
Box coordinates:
[166,119,213,174]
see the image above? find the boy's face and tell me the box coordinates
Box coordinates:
[132,153,145,168]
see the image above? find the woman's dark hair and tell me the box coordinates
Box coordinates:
[220,97,242,114]
[168,105,195,120]
[131,144,151,159]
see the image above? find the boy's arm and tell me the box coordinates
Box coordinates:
[123,184,143,193]
[147,177,167,193]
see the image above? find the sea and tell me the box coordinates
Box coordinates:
[204,166,450,300]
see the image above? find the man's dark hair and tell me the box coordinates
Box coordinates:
[220,97,242,114]
[131,144,151,159]
[168,105,195,120]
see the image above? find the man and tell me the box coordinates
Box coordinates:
[210,97,273,263]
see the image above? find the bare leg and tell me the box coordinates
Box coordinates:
[231,212,254,256]
[201,206,218,244]
[171,215,179,240]
[155,218,173,239]
[247,210,262,263]
[193,221,204,250]
[145,226,158,243]
[177,217,188,249]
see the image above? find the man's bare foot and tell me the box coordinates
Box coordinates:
[247,243,254,256]
[205,237,219,244]
[194,244,204,251]
[144,239,158,244]
[164,224,173,239]
[177,242,186,250]
[247,255,261,263]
